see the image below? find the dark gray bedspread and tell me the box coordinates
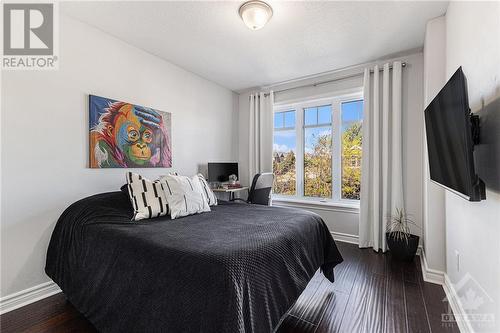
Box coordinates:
[45,191,343,333]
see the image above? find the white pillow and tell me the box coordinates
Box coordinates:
[126,172,169,221]
[160,174,211,219]
[197,173,217,206]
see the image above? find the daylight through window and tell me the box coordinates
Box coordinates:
[273,110,296,195]
[272,93,363,204]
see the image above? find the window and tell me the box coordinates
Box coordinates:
[273,110,296,195]
[341,100,363,200]
[304,105,332,198]
[273,92,363,204]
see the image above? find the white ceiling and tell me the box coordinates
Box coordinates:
[62,1,448,92]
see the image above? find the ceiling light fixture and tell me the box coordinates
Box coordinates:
[238,0,273,31]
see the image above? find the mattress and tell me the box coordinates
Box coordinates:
[45,191,343,333]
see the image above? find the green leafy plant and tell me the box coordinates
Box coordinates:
[386,208,418,243]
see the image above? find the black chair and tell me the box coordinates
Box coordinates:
[232,173,274,206]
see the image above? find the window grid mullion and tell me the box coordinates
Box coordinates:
[303,123,332,129]
[275,127,294,132]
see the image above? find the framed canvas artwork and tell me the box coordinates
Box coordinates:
[89,95,172,168]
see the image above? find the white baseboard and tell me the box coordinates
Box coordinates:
[443,274,474,333]
[0,281,61,315]
[418,246,475,333]
[331,231,359,245]
[417,246,445,285]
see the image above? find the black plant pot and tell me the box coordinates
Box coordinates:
[386,232,419,262]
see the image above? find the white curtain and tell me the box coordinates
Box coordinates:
[248,91,274,185]
[359,62,405,252]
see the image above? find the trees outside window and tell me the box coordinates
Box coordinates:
[273,110,296,195]
[341,100,363,200]
[272,93,363,204]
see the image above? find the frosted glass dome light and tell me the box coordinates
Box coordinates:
[238,1,273,30]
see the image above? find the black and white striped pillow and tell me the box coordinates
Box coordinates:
[126,172,169,221]
[197,174,217,206]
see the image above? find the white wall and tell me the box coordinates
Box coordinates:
[422,16,447,273]
[238,52,425,239]
[400,53,425,240]
[444,2,500,331]
[0,14,237,298]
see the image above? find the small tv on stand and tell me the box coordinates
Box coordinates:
[208,162,239,183]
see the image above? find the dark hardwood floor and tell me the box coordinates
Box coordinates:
[0,242,459,333]
[277,242,459,333]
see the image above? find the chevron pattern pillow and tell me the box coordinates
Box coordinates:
[160,174,211,219]
[126,172,169,221]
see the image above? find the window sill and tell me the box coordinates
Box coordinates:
[271,197,360,214]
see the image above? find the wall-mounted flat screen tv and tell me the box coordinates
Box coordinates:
[424,67,485,201]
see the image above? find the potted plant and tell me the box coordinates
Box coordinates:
[386,208,419,261]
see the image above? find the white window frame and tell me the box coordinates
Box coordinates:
[272,89,363,207]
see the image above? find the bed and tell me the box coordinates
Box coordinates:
[45,191,343,333]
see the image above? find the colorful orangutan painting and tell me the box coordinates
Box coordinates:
[89,95,172,168]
